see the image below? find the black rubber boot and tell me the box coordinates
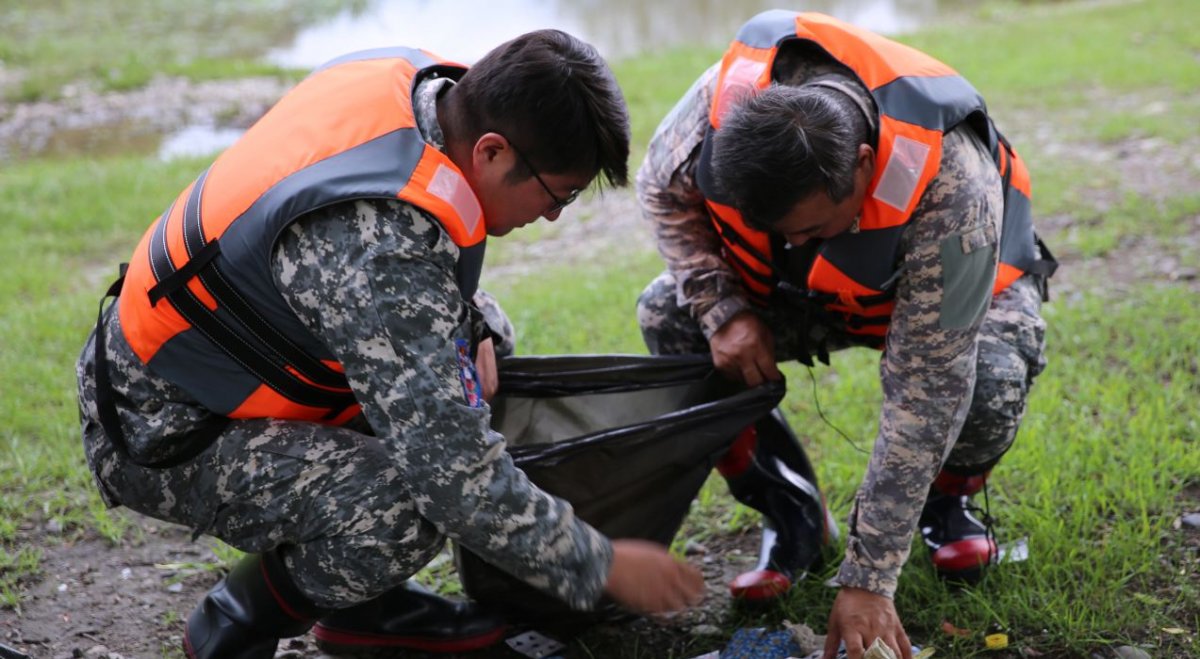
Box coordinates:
[184,549,326,659]
[313,580,508,654]
[719,409,838,602]
[919,469,997,585]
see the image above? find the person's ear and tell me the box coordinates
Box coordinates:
[472,132,510,181]
[856,143,875,180]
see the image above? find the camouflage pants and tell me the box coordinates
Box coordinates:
[79,292,517,609]
[636,272,1047,472]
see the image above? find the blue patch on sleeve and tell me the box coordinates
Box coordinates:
[454,339,483,408]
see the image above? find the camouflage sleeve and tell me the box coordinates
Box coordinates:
[833,125,1003,597]
[636,63,751,338]
[471,289,516,357]
[273,198,612,609]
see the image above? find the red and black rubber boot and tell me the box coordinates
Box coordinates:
[919,468,997,584]
[184,549,327,659]
[313,580,507,654]
[718,409,838,603]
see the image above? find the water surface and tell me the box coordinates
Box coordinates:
[269,0,945,66]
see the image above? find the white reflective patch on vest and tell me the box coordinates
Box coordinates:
[872,135,930,212]
[428,164,482,235]
[716,56,768,122]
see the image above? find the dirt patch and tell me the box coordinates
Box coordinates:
[2,517,218,658]
[1,512,768,659]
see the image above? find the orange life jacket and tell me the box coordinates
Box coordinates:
[696,11,1053,347]
[114,48,486,423]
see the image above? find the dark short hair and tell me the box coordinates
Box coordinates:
[710,84,865,228]
[455,30,630,188]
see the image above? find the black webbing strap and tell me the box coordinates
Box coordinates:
[710,214,779,290]
[176,172,348,391]
[197,255,352,391]
[1030,236,1059,302]
[93,267,128,460]
[145,172,356,413]
[775,283,831,368]
[1029,236,1059,279]
[147,239,221,307]
[94,267,229,469]
[150,269,358,413]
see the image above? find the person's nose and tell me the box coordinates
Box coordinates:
[785,234,811,247]
[543,207,564,222]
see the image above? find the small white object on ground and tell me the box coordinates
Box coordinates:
[504,630,567,659]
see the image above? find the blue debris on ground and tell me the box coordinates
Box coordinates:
[719,627,802,659]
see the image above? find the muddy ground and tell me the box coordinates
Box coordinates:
[5,513,786,659]
[1,79,1197,659]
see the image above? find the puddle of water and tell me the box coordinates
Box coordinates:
[8,119,164,163]
[158,125,245,161]
[268,0,944,67]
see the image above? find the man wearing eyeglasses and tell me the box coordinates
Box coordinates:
[636,11,1055,659]
[76,30,703,658]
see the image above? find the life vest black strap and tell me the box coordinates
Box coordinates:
[845,315,892,327]
[710,214,780,289]
[1029,235,1058,302]
[991,127,1057,302]
[178,170,351,392]
[1028,235,1058,279]
[147,238,221,307]
[157,279,358,410]
[94,267,128,461]
[94,266,229,470]
[199,259,353,391]
[144,172,357,411]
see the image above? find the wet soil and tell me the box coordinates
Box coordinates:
[2,513,772,659]
[2,81,1197,659]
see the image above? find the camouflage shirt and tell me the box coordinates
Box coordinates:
[637,51,1004,597]
[89,75,612,609]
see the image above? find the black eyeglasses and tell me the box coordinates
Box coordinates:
[506,139,581,214]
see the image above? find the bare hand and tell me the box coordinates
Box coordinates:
[709,311,781,387]
[474,337,499,402]
[823,587,912,659]
[604,539,705,615]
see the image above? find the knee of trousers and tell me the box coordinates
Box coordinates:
[287,527,445,606]
[289,443,445,603]
[294,441,443,551]
[949,373,1030,470]
[636,271,706,356]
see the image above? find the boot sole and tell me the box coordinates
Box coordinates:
[935,565,986,587]
[930,538,997,586]
[312,623,508,654]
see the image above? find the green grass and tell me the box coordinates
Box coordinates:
[0,0,358,100]
[612,47,724,163]
[481,249,663,356]
[2,0,1199,656]
[0,155,206,542]
[1066,192,1200,259]
[903,0,1200,112]
[1088,92,1200,144]
[777,287,1200,657]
